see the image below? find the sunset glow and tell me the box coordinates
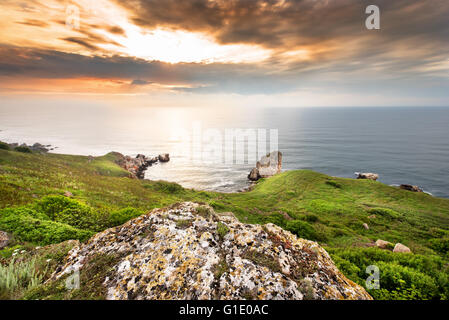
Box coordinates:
[0,0,448,106]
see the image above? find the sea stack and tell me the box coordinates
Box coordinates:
[248,151,282,181]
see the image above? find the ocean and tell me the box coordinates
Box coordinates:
[1,104,449,198]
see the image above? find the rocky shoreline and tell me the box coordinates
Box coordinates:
[355,172,425,193]
[1,141,56,153]
[0,140,430,195]
[115,152,170,179]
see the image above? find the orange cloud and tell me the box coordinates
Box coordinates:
[0,0,448,103]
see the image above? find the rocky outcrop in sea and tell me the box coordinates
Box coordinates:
[48,202,372,300]
[4,142,55,153]
[115,153,169,179]
[400,184,423,193]
[248,151,283,181]
[355,172,379,181]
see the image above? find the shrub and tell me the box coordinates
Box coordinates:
[176,219,192,229]
[0,212,93,245]
[304,214,319,223]
[35,195,108,231]
[430,237,449,255]
[14,146,32,153]
[217,222,230,240]
[285,220,318,241]
[0,207,49,221]
[36,195,81,220]
[370,261,439,300]
[328,247,449,300]
[195,206,212,219]
[54,206,96,231]
[109,207,142,226]
[367,208,401,219]
[0,142,10,150]
[35,196,87,229]
[266,213,287,229]
[325,180,342,188]
[331,227,350,237]
[209,201,225,211]
[151,181,184,194]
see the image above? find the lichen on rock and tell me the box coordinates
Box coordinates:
[48,202,372,300]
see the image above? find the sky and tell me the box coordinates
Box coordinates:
[0,0,449,107]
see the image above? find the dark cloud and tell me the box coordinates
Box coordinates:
[0,45,299,94]
[131,79,153,85]
[114,0,449,50]
[113,0,449,80]
[76,28,125,48]
[16,19,49,28]
[108,26,126,35]
[1,44,448,99]
[58,27,124,51]
[61,37,100,51]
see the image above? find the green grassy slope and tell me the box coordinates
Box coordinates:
[218,171,449,253]
[0,149,203,210]
[1,148,448,300]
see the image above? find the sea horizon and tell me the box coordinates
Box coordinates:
[2,105,449,198]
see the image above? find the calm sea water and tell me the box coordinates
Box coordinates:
[1,104,449,198]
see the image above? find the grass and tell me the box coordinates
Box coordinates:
[217,222,230,239]
[241,250,282,274]
[0,240,78,299]
[1,147,449,299]
[24,253,123,300]
[216,171,449,254]
[0,149,203,211]
[0,257,43,299]
[214,258,229,280]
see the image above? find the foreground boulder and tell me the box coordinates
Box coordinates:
[0,230,9,249]
[248,151,282,181]
[356,172,379,181]
[49,202,371,300]
[400,184,423,193]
